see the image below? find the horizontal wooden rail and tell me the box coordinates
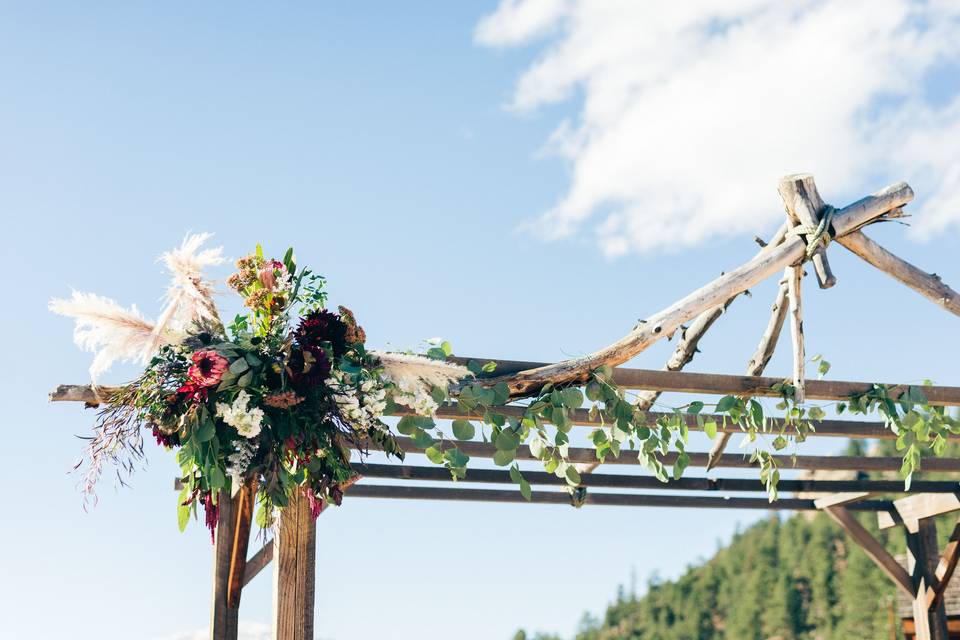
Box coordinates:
[389,437,960,473]
[423,405,906,440]
[52,384,914,440]
[454,357,960,406]
[347,484,895,511]
[354,463,960,494]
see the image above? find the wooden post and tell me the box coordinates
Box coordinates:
[906,518,949,640]
[272,490,316,640]
[211,487,241,640]
[787,265,805,403]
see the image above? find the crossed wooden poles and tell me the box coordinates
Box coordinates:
[52,174,960,640]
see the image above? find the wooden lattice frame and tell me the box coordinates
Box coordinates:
[51,174,960,640]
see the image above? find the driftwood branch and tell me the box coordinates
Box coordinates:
[778,174,837,288]
[787,265,806,403]
[706,273,790,469]
[838,230,960,317]
[486,180,913,397]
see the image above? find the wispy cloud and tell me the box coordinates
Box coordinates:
[477,0,960,256]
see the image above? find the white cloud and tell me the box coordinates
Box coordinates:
[476,0,960,256]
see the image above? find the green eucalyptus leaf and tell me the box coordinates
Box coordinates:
[452,419,476,441]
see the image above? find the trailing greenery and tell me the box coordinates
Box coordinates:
[512,440,960,640]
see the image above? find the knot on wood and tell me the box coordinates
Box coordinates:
[788,204,835,261]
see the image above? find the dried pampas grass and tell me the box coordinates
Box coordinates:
[147,232,226,355]
[49,291,159,383]
[372,351,471,389]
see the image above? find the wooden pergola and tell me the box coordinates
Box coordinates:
[51,174,960,639]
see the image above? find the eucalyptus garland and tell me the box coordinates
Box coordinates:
[51,235,960,538]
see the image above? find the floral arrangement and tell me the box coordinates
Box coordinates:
[51,235,469,538]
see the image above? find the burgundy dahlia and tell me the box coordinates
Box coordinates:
[295,309,348,357]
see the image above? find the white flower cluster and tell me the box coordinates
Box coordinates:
[215,390,264,438]
[390,378,439,416]
[227,438,258,478]
[274,265,292,294]
[326,371,387,430]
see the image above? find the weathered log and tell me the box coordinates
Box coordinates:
[483,180,913,397]
[579,226,789,475]
[778,174,836,288]
[838,230,960,317]
[707,273,790,469]
[787,265,806,403]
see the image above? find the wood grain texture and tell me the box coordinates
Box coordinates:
[813,492,874,509]
[348,484,893,511]
[787,265,806,404]
[929,520,960,609]
[878,493,960,531]
[838,229,960,317]
[824,505,914,597]
[778,173,837,288]
[272,491,316,640]
[907,519,949,640]
[210,487,241,640]
[243,541,274,588]
[226,478,258,609]
[353,463,960,494]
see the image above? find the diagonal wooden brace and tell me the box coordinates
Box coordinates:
[778,174,837,289]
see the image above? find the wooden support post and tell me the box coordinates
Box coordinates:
[211,487,242,640]
[906,518,949,640]
[930,520,960,609]
[778,174,837,288]
[226,479,258,609]
[787,266,805,403]
[272,490,316,640]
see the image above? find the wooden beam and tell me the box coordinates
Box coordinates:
[226,478,257,609]
[354,463,960,495]
[786,265,806,403]
[52,362,960,408]
[388,436,960,472]
[878,493,960,530]
[778,173,837,288]
[347,484,894,511]
[55,385,929,441]
[272,490,316,640]
[210,487,241,640]
[455,362,960,406]
[929,520,960,609]
[838,229,960,318]
[243,541,274,588]
[907,519,949,640]
[478,180,913,397]
[824,505,914,598]
[813,492,873,509]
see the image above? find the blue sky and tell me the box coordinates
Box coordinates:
[2,2,959,639]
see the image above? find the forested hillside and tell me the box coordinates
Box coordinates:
[513,442,957,640]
